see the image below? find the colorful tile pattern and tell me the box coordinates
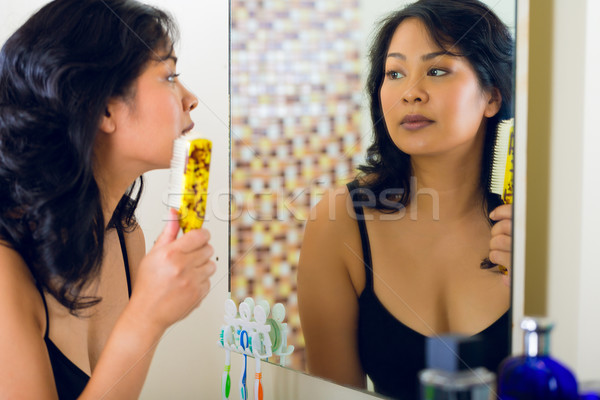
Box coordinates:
[231,0,363,371]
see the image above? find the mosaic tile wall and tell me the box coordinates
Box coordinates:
[231,0,363,371]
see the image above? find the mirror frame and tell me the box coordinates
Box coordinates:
[511,0,529,354]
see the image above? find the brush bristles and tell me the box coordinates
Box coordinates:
[490,119,514,198]
[167,138,188,209]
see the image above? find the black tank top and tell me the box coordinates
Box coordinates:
[38,225,132,400]
[347,181,510,400]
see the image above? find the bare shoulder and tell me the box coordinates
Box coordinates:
[298,184,365,294]
[0,243,45,333]
[307,185,359,238]
[0,243,56,396]
[306,185,365,275]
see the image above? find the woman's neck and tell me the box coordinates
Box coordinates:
[408,149,486,222]
[93,138,144,228]
[95,169,138,229]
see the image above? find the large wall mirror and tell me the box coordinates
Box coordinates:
[230,0,517,396]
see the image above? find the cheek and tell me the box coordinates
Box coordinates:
[380,85,398,109]
[443,84,488,132]
[379,86,399,125]
[133,81,180,124]
[135,92,180,164]
[145,93,180,123]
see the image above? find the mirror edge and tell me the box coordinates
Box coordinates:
[511,0,529,355]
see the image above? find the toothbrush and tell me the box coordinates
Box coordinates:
[488,118,514,275]
[239,330,248,400]
[167,132,212,232]
[222,360,231,400]
[221,332,231,400]
[255,358,263,400]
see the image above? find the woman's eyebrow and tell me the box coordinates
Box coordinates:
[156,54,178,64]
[386,51,448,61]
[164,55,178,64]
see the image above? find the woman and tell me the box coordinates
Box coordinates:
[298,1,513,399]
[0,0,215,398]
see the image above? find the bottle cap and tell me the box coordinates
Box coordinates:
[520,316,554,333]
[520,316,553,357]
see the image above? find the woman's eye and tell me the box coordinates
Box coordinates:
[167,73,180,83]
[385,70,404,80]
[428,68,447,77]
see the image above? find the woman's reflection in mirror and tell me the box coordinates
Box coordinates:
[298,0,514,398]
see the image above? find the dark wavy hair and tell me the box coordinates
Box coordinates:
[0,0,178,312]
[357,0,514,215]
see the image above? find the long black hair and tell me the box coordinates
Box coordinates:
[0,0,178,312]
[357,0,514,214]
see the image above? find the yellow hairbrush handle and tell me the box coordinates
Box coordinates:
[502,125,515,205]
[177,138,212,232]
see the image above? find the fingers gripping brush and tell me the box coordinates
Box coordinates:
[167,132,212,232]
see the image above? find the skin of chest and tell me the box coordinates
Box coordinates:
[343,205,510,336]
[44,230,130,375]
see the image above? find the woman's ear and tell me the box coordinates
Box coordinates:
[484,87,502,118]
[99,101,117,134]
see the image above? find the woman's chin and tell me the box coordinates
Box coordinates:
[141,159,172,174]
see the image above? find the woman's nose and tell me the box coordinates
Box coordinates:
[402,78,428,104]
[182,85,198,111]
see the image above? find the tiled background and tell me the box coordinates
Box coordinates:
[230,0,364,370]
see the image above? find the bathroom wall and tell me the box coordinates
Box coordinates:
[526,0,600,382]
[577,0,600,378]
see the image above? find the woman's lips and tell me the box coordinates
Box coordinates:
[401,114,434,131]
[181,122,195,136]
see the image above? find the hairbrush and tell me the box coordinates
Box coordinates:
[481,118,514,274]
[167,132,212,232]
[490,118,514,205]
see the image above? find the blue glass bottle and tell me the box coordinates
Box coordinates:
[497,317,579,400]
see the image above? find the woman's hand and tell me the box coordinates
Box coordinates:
[127,209,216,334]
[489,203,512,286]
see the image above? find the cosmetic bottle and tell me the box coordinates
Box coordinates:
[497,317,578,400]
[419,334,496,400]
